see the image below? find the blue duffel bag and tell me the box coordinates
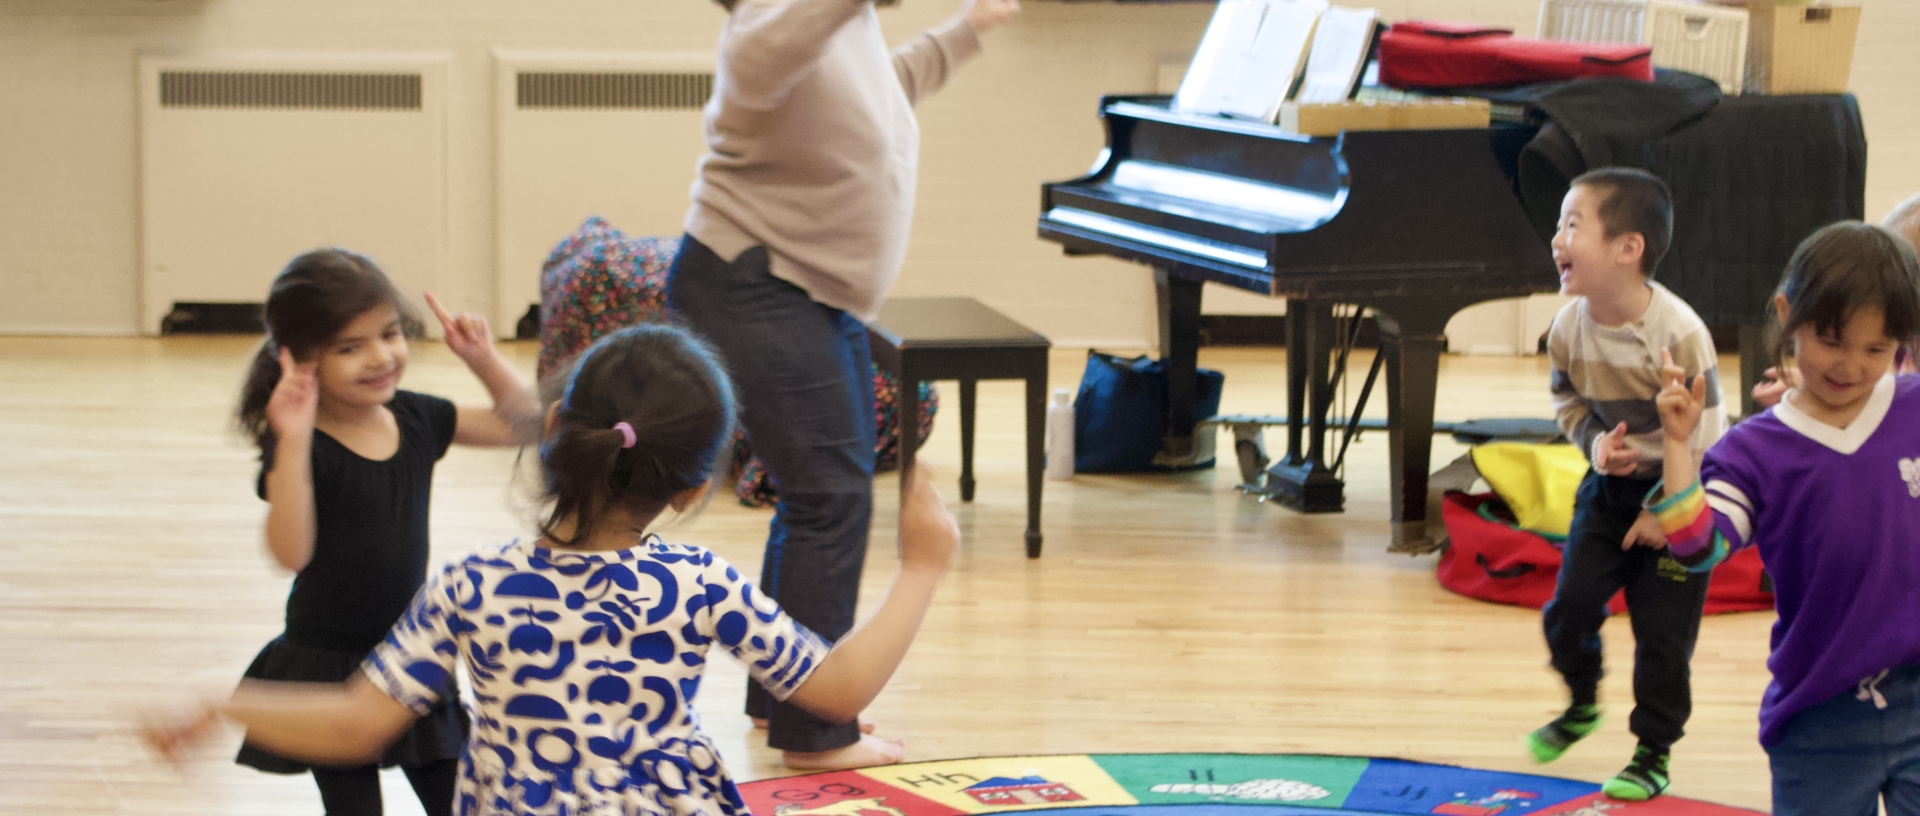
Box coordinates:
[1073,351,1224,473]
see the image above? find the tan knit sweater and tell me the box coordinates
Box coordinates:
[684,0,982,323]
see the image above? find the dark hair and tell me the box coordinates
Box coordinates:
[1771,221,1920,369]
[1570,167,1674,278]
[537,325,737,546]
[236,249,420,449]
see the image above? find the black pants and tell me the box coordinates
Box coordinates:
[1542,471,1711,751]
[668,236,875,753]
[312,759,458,816]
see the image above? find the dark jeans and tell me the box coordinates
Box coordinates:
[667,235,876,753]
[1542,471,1710,751]
[1771,664,1920,815]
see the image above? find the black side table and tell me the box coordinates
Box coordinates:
[869,298,1052,557]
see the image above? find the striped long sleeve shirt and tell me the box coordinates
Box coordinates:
[1547,282,1727,476]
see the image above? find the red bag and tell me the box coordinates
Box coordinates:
[1437,492,1773,615]
[1379,21,1655,89]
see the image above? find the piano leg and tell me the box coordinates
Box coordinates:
[1155,270,1204,460]
[1376,310,1446,554]
[1266,299,1344,513]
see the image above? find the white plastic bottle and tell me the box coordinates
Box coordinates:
[1046,388,1075,481]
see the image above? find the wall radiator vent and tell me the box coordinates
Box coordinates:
[139,55,449,335]
[515,72,713,110]
[492,52,714,329]
[159,71,422,110]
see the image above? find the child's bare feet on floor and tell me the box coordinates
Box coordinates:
[751,717,877,734]
[781,733,905,770]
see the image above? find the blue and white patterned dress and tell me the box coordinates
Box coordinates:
[363,536,830,816]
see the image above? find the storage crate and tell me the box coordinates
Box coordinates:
[1644,0,1748,94]
[1538,0,1644,43]
[1741,1,1861,94]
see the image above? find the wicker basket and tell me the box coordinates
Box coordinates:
[1540,0,1751,94]
[1645,0,1749,94]
[1538,0,1645,43]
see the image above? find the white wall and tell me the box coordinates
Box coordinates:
[1,0,1914,347]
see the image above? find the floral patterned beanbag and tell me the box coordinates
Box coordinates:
[538,217,937,507]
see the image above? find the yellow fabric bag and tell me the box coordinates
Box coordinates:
[1468,442,1590,540]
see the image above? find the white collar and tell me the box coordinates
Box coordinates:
[1773,374,1897,455]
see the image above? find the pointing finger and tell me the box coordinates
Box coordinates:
[422,290,457,330]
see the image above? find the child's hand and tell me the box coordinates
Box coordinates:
[1656,348,1707,442]
[424,291,496,369]
[1750,365,1797,410]
[139,701,223,769]
[898,464,959,576]
[1593,422,1641,476]
[961,0,1020,34]
[265,348,319,440]
[1622,509,1668,551]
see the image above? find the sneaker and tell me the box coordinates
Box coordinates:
[1524,704,1602,763]
[1601,744,1671,801]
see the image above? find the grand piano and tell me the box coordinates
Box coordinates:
[1038,95,1557,551]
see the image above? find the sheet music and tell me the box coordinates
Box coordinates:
[1295,6,1379,104]
[1174,0,1328,122]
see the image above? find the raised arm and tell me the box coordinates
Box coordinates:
[723,0,870,109]
[782,466,958,722]
[890,7,991,106]
[424,291,538,447]
[262,349,319,572]
[1647,349,1746,571]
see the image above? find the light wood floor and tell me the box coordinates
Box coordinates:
[0,337,1774,813]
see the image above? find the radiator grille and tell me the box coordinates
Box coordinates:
[515,72,713,110]
[158,72,423,110]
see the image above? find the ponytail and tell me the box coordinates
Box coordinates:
[536,325,736,546]
[236,339,283,449]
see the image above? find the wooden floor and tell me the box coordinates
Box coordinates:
[0,337,1774,813]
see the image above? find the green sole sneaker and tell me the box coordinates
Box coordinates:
[1524,706,1603,764]
[1602,746,1671,801]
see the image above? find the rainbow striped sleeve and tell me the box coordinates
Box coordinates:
[1645,480,1731,572]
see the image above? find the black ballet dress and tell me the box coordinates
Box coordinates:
[237,390,469,773]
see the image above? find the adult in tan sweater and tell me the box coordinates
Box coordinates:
[666,0,1018,771]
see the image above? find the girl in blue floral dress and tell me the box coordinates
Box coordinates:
[148,324,960,816]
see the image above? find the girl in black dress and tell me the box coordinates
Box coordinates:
[233,249,537,816]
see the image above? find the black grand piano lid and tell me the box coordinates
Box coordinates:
[1039,94,1555,301]
[1042,99,1350,271]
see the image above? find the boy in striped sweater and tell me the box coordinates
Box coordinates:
[1527,168,1727,800]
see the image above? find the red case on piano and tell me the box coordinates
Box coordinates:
[1378,20,1655,89]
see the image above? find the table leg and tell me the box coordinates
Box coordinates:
[897,365,919,504]
[960,378,977,502]
[1026,361,1046,558]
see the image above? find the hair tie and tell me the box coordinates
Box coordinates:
[612,421,637,449]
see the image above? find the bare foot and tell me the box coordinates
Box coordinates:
[752,717,877,734]
[782,733,905,770]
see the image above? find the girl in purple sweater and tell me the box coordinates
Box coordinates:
[1650,221,1920,814]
